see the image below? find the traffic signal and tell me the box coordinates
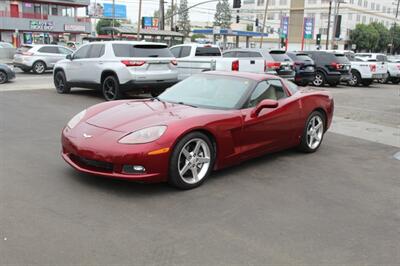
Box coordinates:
[175,26,179,32]
[236,15,240,23]
[316,33,321,45]
[255,18,259,27]
[233,0,241,8]
[334,15,342,38]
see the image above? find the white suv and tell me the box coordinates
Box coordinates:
[53,41,179,100]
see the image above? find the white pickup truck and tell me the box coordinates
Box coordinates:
[355,53,399,84]
[327,50,387,86]
[169,44,265,80]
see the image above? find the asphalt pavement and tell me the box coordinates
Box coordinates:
[1,76,400,265]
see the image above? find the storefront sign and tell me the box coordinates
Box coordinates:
[280,16,289,38]
[64,24,86,32]
[303,17,314,40]
[30,21,54,31]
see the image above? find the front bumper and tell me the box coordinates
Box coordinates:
[61,124,170,182]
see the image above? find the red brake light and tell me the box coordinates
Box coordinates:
[121,60,146,67]
[170,60,178,66]
[331,62,339,69]
[294,61,303,66]
[397,64,400,70]
[369,64,376,72]
[232,60,239,71]
[265,61,281,70]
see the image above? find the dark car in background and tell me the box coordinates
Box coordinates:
[222,48,295,80]
[0,63,15,84]
[303,51,351,87]
[286,52,315,86]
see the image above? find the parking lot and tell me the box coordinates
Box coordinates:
[1,71,400,264]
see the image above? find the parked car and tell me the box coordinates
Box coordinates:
[61,71,333,189]
[303,51,351,87]
[171,44,265,80]
[54,41,179,100]
[355,53,400,84]
[0,63,15,84]
[13,44,73,74]
[222,48,295,80]
[0,42,16,62]
[286,51,315,86]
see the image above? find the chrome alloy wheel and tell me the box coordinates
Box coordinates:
[348,74,358,86]
[103,78,116,100]
[306,115,324,150]
[178,138,211,184]
[313,74,324,86]
[0,71,7,84]
[34,62,45,74]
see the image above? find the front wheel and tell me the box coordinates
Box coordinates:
[312,72,326,87]
[391,78,400,84]
[54,71,71,94]
[348,70,361,86]
[0,70,8,84]
[169,132,215,189]
[298,111,325,153]
[32,61,46,74]
[102,75,122,101]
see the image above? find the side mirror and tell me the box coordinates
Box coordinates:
[66,54,73,60]
[251,99,279,117]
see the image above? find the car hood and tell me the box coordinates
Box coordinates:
[85,100,224,133]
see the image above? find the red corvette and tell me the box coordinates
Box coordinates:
[62,71,334,189]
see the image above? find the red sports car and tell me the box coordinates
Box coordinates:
[62,71,334,189]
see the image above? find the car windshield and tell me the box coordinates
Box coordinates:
[334,54,350,64]
[270,52,292,62]
[158,74,254,109]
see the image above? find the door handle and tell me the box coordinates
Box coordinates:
[99,61,104,65]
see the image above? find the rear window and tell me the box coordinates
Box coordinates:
[195,47,221,57]
[295,54,313,61]
[269,52,292,62]
[333,54,350,64]
[112,44,172,58]
[17,46,33,53]
[376,55,387,62]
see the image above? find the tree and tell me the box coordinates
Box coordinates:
[177,0,191,37]
[389,25,400,54]
[350,24,379,52]
[96,19,120,35]
[154,4,178,29]
[370,22,390,52]
[213,0,232,28]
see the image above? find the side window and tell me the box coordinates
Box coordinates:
[247,80,288,108]
[58,47,72,55]
[284,80,299,94]
[180,46,191,58]
[88,44,105,58]
[38,46,59,53]
[73,45,90,59]
[170,47,181,58]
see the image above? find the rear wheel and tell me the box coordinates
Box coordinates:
[169,132,215,190]
[54,71,71,94]
[348,70,361,86]
[0,70,8,84]
[102,75,122,101]
[391,78,400,84]
[298,111,325,153]
[32,61,46,74]
[312,71,326,87]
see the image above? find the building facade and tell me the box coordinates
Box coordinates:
[239,0,399,50]
[0,0,91,46]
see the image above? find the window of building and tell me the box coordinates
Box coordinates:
[308,0,317,4]
[376,4,380,11]
[362,16,366,23]
[257,0,265,6]
[51,6,58,15]
[363,1,368,8]
[356,14,360,22]
[358,0,362,6]
[279,0,287,5]
[348,13,353,21]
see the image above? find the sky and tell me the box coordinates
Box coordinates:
[93,0,217,23]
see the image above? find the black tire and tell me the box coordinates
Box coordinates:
[102,75,122,101]
[54,71,71,94]
[361,80,373,86]
[0,70,8,84]
[298,111,326,153]
[32,61,46,74]
[312,71,326,87]
[169,132,215,190]
[348,70,361,86]
[391,78,400,84]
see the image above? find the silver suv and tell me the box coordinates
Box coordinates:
[13,44,73,74]
[53,41,179,100]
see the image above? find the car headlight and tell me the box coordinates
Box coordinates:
[67,109,86,129]
[118,126,167,144]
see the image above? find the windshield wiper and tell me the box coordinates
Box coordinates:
[177,102,198,108]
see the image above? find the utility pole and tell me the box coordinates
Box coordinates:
[137,0,142,40]
[111,0,115,39]
[159,0,165,30]
[259,0,270,48]
[390,0,400,54]
[171,0,174,31]
[326,0,332,50]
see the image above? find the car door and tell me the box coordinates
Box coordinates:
[174,46,192,80]
[56,46,73,63]
[37,46,60,68]
[64,44,91,82]
[240,79,301,160]
[80,44,105,84]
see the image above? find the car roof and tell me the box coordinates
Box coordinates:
[84,40,168,46]
[204,71,278,81]
[172,43,219,48]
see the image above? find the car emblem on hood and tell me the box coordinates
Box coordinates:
[83,133,93,139]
